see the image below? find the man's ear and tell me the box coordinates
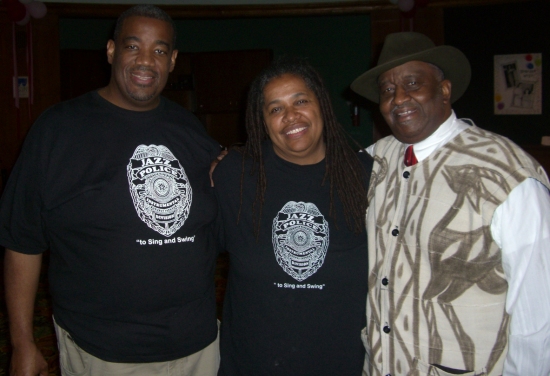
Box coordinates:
[441,79,452,103]
[106,39,115,65]
[169,49,178,73]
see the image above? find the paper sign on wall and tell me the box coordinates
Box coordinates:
[494,53,542,115]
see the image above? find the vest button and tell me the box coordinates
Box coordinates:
[403,171,410,179]
[383,325,391,333]
[382,277,389,286]
[391,229,399,236]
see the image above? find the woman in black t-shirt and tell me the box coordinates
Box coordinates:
[213,57,372,376]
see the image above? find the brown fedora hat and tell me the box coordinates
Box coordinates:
[350,32,471,103]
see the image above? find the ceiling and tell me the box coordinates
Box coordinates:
[42,0,378,4]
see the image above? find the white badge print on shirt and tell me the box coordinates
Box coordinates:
[272,201,329,281]
[127,144,192,237]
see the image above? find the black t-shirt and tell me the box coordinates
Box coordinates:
[0,91,221,362]
[213,142,372,376]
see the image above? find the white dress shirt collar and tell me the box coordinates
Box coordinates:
[406,111,470,162]
[365,111,472,159]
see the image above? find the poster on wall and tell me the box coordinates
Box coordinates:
[494,53,542,115]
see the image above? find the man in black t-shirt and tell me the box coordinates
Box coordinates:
[0,5,220,375]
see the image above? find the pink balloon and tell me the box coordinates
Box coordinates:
[26,1,47,19]
[16,9,31,25]
[398,0,415,12]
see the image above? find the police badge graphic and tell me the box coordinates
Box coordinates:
[127,145,192,237]
[272,201,329,281]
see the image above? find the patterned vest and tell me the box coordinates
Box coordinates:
[364,125,549,376]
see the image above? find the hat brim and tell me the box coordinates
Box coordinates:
[350,45,471,104]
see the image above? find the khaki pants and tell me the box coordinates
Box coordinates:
[54,318,220,376]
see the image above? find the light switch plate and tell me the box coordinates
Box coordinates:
[13,76,29,99]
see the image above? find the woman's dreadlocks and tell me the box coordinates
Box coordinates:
[238,56,368,239]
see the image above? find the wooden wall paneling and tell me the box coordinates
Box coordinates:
[60,49,110,101]
[192,49,272,147]
[198,112,244,148]
[162,53,195,111]
[32,14,61,118]
[0,11,60,172]
[0,12,16,173]
[0,15,32,172]
[192,49,272,114]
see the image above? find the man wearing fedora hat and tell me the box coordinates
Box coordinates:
[351,32,550,375]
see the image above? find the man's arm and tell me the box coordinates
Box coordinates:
[492,178,550,376]
[4,249,48,376]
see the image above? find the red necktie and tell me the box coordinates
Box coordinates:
[404,145,418,166]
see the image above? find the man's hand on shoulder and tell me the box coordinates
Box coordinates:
[210,147,229,187]
[10,341,48,376]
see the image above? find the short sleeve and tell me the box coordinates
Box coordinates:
[0,117,51,254]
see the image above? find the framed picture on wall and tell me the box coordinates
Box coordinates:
[494,53,542,115]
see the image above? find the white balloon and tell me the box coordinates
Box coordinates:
[398,0,415,12]
[26,1,47,19]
